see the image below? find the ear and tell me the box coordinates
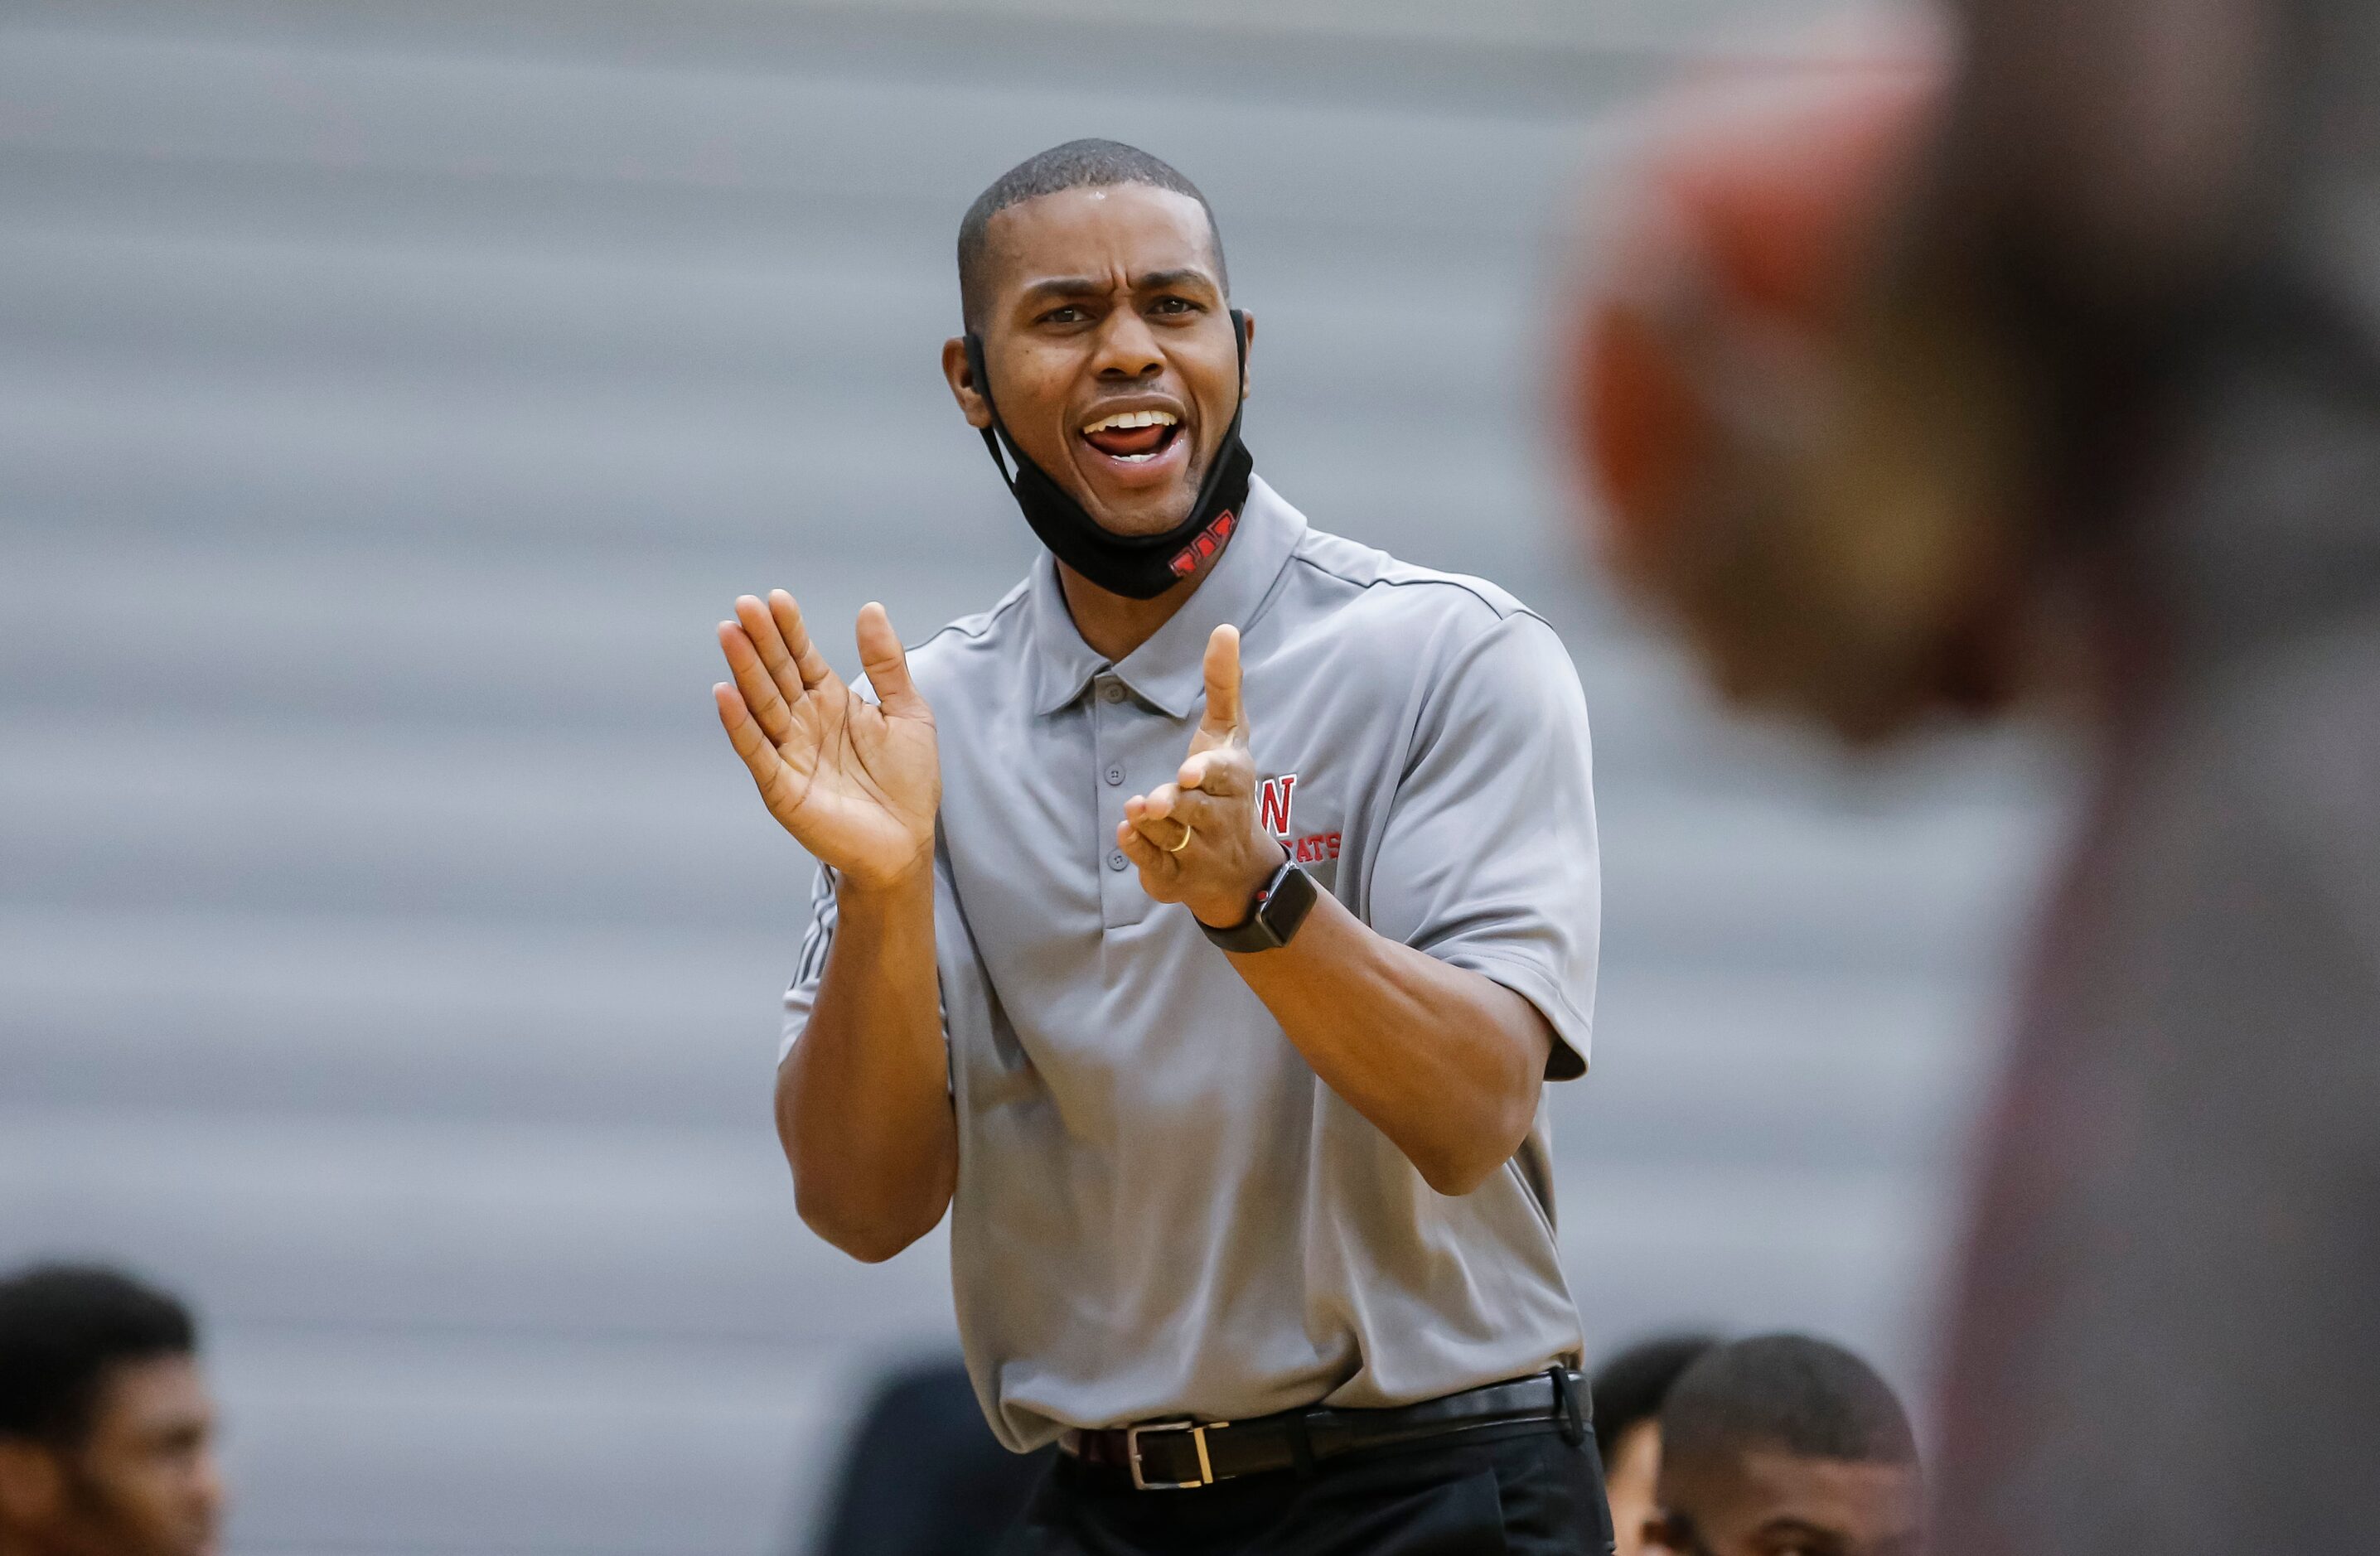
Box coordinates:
[942,336,993,429]
[0,1439,66,1528]
[1232,308,1254,401]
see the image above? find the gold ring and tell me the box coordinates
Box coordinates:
[1166,822,1195,853]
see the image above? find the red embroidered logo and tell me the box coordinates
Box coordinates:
[1258,772,1297,837]
[1288,830,1342,865]
[1167,510,1237,579]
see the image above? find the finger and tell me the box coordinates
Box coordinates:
[1117,819,1173,876]
[735,595,811,712]
[718,621,796,746]
[767,590,838,693]
[1197,624,1245,742]
[1132,786,1229,857]
[714,682,791,801]
[854,602,928,718]
[1125,809,1192,853]
[1174,747,1251,799]
[1125,781,1204,849]
[1155,782,1226,832]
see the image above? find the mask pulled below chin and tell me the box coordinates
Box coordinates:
[965,310,1253,601]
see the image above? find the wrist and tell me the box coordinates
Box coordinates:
[1196,851,1318,954]
[834,853,936,918]
[1191,838,1290,929]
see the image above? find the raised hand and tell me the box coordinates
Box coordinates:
[1118,625,1288,928]
[714,591,940,891]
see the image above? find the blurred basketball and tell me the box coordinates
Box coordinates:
[1560,57,2048,741]
[1575,60,1943,582]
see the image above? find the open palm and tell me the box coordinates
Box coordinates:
[713,590,940,890]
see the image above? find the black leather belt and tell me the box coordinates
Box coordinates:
[1059,1369,1590,1491]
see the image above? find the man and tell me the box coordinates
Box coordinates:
[0,1265,223,1556]
[1589,1336,1719,1556]
[1642,1336,1920,1556]
[714,140,1607,1550]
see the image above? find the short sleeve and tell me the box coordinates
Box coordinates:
[778,861,841,1064]
[778,858,955,1073]
[1366,611,1599,1080]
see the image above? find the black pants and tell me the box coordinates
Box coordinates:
[997,1423,1614,1555]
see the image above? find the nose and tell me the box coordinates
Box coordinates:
[1090,306,1163,380]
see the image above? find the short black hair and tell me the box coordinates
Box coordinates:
[1590,1332,1723,1462]
[0,1264,196,1446]
[1660,1334,1918,1474]
[955,138,1226,329]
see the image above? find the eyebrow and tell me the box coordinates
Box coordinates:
[1133,268,1218,293]
[1017,268,1220,305]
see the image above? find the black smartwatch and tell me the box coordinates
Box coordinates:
[1197,858,1318,954]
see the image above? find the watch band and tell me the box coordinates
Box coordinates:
[1198,858,1318,954]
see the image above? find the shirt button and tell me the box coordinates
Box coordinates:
[1107,850,1129,872]
[1101,683,1126,704]
[1105,765,1125,786]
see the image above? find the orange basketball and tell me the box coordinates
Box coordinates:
[1575,61,1943,577]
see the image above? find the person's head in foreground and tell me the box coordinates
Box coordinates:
[0,1266,221,1556]
[1594,1334,1722,1556]
[1646,1334,1919,1556]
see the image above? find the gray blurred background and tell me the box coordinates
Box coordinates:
[0,2,2062,1550]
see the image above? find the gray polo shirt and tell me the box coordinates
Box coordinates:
[781,476,1599,1452]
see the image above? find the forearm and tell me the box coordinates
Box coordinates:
[1226,891,1551,1196]
[776,866,955,1261]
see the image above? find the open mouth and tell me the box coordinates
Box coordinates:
[1079,408,1183,464]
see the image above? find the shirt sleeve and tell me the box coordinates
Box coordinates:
[778,861,841,1065]
[778,856,955,1073]
[1364,609,1599,1080]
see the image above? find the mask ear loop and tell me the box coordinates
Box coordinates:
[964,333,1023,494]
[1178,307,1252,519]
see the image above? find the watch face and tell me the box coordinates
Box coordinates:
[1255,862,1317,947]
[1200,862,1316,954]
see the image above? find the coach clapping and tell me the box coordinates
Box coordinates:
[714,140,1604,1553]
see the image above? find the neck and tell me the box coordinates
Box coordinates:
[1057,548,1221,663]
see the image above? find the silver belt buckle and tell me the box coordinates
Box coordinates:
[1125,1418,1229,1490]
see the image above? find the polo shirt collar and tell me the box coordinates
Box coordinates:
[1026,476,1305,718]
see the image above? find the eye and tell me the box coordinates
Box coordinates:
[1038,305,1088,325]
[1149,296,1200,316]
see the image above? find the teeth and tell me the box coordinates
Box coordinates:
[1081,408,1180,435]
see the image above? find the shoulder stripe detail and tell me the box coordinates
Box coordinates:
[791,863,839,990]
[1279,545,1545,630]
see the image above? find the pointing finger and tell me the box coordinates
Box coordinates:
[1198,625,1245,742]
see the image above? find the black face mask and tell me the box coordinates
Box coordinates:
[963,310,1253,601]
